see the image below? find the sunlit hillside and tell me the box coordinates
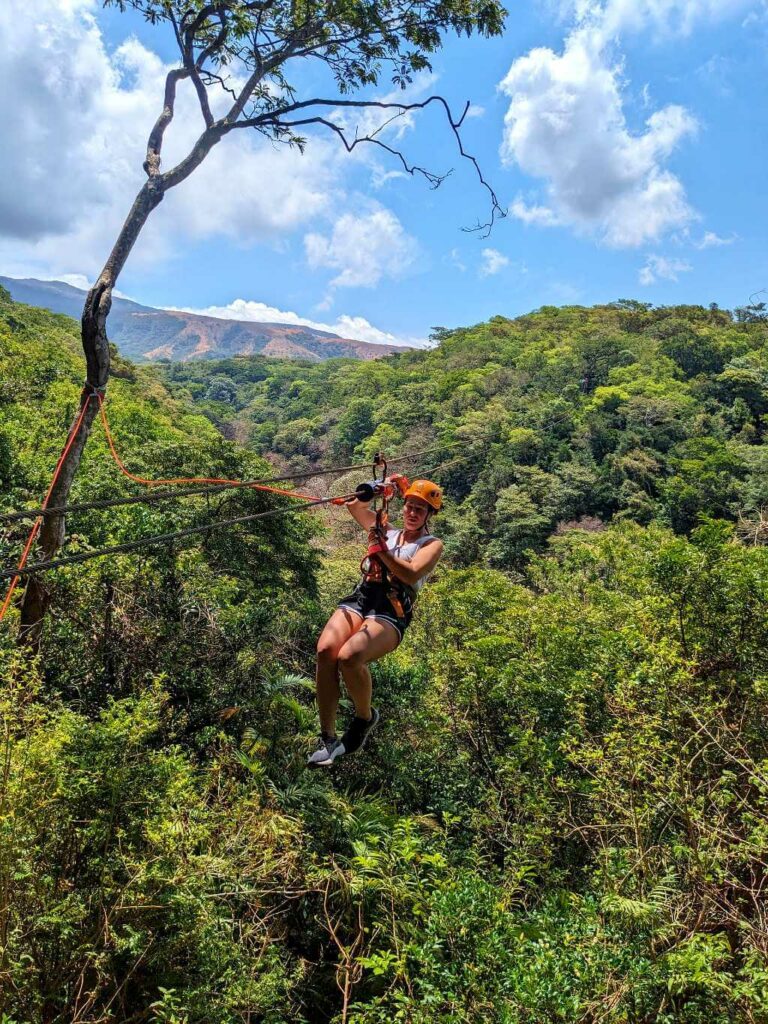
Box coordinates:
[1,289,767,1021]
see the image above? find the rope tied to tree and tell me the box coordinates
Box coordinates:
[0,385,475,620]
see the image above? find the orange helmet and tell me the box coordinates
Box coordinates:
[403,479,443,512]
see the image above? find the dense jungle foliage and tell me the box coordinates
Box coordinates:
[159,299,768,562]
[1,287,767,1022]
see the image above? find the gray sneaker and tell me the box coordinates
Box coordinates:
[307,733,341,767]
[318,708,381,766]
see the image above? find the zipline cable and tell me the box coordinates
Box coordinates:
[0,440,470,524]
[94,391,315,503]
[0,447,483,590]
[0,491,358,581]
[0,377,480,620]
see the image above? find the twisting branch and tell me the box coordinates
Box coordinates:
[278,115,451,189]
[144,68,189,176]
[199,70,239,104]
[239,95,506,235]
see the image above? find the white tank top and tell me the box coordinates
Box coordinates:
[385,529,437,593]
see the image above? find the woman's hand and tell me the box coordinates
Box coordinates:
[378,538,444,588]
[366,522,388,557]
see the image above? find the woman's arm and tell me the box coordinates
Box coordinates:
[377,539,444,588]
[345,497,377,530]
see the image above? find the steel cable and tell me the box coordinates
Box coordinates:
[0,492,358,581]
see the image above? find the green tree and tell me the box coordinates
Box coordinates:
[21,0,507,640]
[717,360,768,441]
[204,374,238,404]
[335,398,375,457]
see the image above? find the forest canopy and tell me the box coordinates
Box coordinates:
[1,291,767,1021]
[160,299,768,562]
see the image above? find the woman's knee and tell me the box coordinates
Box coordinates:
[316,635,341,662]
[338,643,365,671]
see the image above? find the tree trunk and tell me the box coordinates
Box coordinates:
[19,180,165,648]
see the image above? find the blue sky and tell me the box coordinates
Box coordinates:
[1,0,766,346]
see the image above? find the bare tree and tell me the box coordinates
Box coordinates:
[18,0,506,641]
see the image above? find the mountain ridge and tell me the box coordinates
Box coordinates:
[0,275,407,363]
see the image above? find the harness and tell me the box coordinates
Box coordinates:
[356,453,419,618]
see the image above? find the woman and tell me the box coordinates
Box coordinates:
[308,479,444,767]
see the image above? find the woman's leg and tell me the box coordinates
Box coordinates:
[337,619,400,721]
[316,608,364,736]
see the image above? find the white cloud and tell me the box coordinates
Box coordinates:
[0,0,341,278]
[57,273,94,291]
[370,165,409,189]
[695,230,736,249]
[447,248,467,272]
[499,17,699,247]
[638,253,692,284]
[479,248,510,276]
[566,0,754,41]
[510,199,563,227]
[168,297,425,347]
[465,104,486,119]
[55,272,132,299]
[498,0,755,248]
[304,207,419,288]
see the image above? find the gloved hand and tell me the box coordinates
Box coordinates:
[388,473,410,497]
[366,520,388,557]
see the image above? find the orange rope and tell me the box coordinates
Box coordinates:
[0,385,339,622]
[95,394,315,501]
[0,393,94,622]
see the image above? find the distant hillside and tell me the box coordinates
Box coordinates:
[0,276,405,363]
[160,300,768,564]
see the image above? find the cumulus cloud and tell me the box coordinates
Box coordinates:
[498,0,755,248]
[479,248,510,276]
[499,19,699,247]
[510,199,563,227]
[0,0,340,278]
[169,297,425,347]
[304,207,419,288]
[638,253,692,284]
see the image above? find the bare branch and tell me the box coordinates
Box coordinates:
[144,68,189,176]
[278,115,450,189]
[200,70,239,104]
[236,95,506,233]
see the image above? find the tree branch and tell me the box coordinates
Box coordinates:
[190,68,216,127]
[236,95,506,234]
[277,115,451,189]
[160,125,227,190]
[144,68,189,176]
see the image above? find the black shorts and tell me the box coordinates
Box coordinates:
[338,581,414,641]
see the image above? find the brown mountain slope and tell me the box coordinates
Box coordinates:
[132,311,406,362]
[0,277,408,362]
